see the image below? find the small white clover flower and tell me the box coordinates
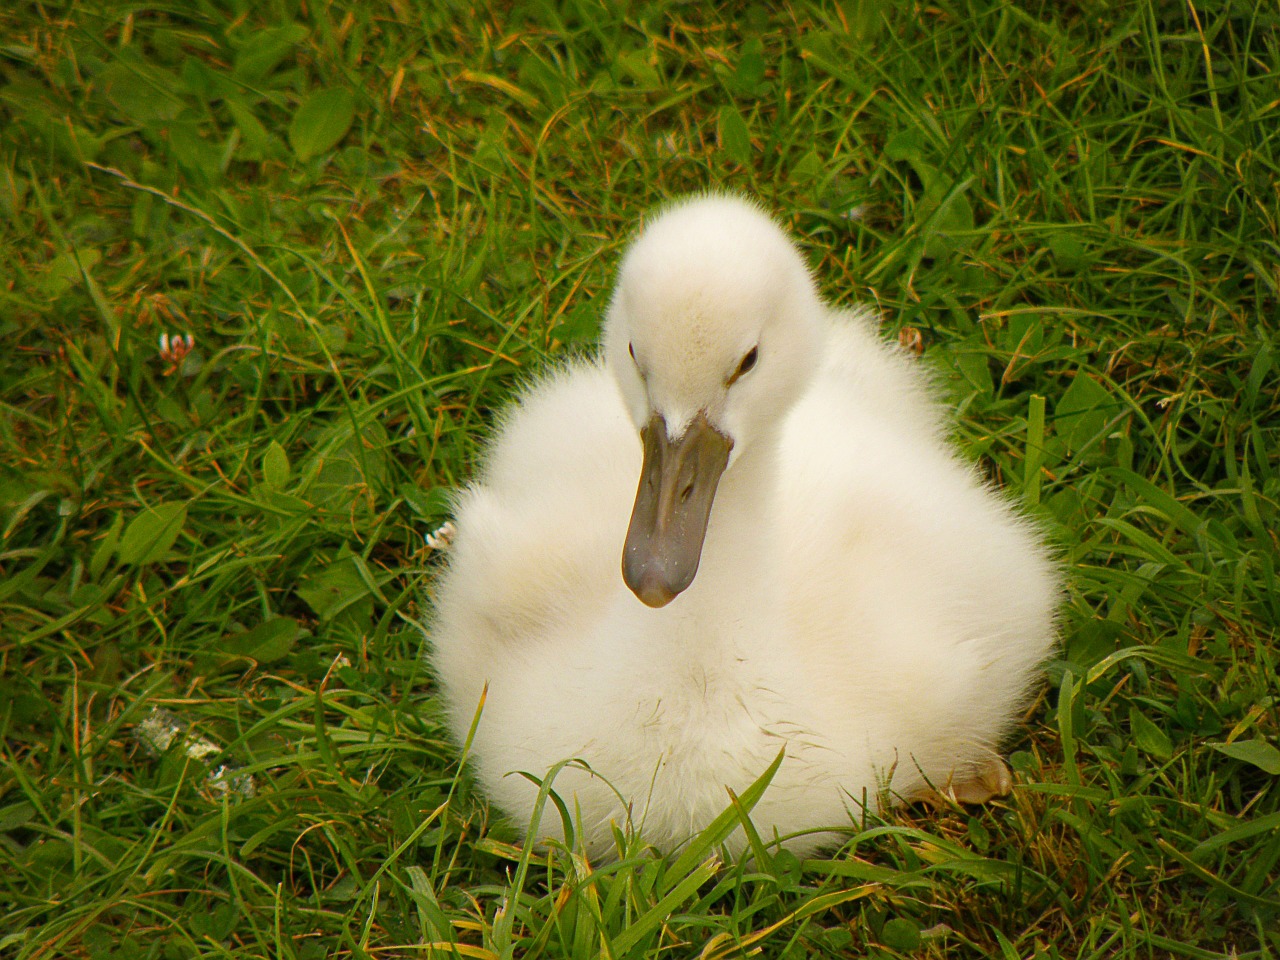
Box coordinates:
[425,520,457,551]
[158,331,195,375]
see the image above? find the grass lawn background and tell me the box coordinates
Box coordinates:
[1,0,1277,956]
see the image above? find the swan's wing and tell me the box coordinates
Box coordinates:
[777,312,1059,785]
[429,361,639,699]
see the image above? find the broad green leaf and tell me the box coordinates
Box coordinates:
[967,815,991,852]
[517,55,566,104]
[296,555,375,630]
[790,149,823,185]
[918,177,975,257]
[166,121,220,185]
[399,484,453,520]
[226,99,277,161]
[1244,339,1273,404]
[731,38,765,95]
[262,440,291,488]
[116,502,187,566]
[842,0,891,40]
[98,60,185,122]
[223,617,301,664]
[304,419,388,513]
[954,351,993,396]
[89,512,123,580]
[289,87,356,162]
[1056,371,1110,454]
[179,57,234,103]
[718,105,752,166]
[614,48,660,87]
[82,925,113,957]
[1063,617,1122,673]
[190,901,241,939]
[550,300,599,346]
[209,903,239,941]
[0,801,36,832]
[1211,739,1280,775]
[1192,810,1280,859]
[884,127,926,166]
[1005,313,1047,355]
[882,917,922,951]
[1048,233,1091,272]
[40,249,100,297]
[885,128,940,191]
[1130,707,1173,762]
[234,23,309,81]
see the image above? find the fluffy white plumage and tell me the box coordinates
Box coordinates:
[429,194,1058,858]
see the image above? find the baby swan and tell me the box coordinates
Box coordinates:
[430,194,1058,858]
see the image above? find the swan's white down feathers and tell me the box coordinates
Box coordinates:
[429,194,1058,857]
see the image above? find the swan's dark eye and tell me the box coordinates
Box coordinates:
[728,345,759,385]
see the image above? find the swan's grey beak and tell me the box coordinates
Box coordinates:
[622,411,732,608]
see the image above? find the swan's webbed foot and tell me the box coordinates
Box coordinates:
[914,756,1013,808]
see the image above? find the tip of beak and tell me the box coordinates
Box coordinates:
[634,577,678,608]
[623,552,692,607]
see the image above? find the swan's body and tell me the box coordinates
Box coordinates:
[430,195,1057,857]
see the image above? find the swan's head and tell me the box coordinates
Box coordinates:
[602,194,826,608]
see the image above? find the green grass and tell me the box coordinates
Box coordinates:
[1,0,1277,956]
